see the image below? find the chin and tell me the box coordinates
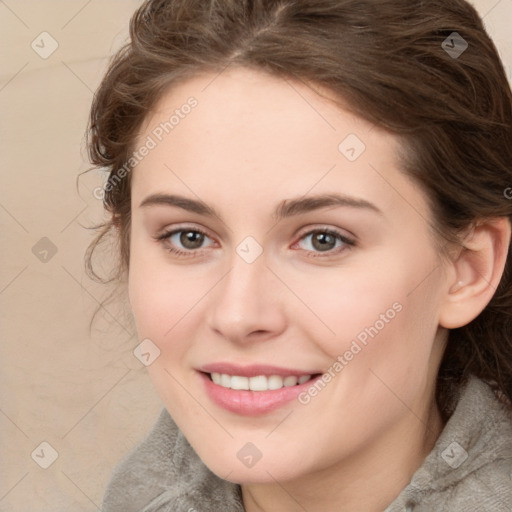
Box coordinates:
[198,448,306,485]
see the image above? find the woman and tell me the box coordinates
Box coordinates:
[86,0,512,510]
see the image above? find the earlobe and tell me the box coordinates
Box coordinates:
[439,217,511,329]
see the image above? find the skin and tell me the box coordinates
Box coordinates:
[126,66,511,512]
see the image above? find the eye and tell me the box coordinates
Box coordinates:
[156,226,216,256]
[293,228,355,256]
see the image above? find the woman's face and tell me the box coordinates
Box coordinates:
[128,67,449,483]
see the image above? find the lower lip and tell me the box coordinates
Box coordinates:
[199,372,322,416]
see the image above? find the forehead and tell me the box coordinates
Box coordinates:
[131,66,429,223]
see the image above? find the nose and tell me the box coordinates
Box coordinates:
[206,253,288,344]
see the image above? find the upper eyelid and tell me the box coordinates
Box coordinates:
[294,225,355,241]
[158,223,214,239]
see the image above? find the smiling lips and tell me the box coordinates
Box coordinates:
[198,363,322,415]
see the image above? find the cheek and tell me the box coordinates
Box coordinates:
[127,255,209,418]
[282,262,443,459]
[127,245,223,409]
[279,258,407,352]
[287,246,443,386]
[128,236,212,339]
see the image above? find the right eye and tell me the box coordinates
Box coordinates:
[156,226,217,257]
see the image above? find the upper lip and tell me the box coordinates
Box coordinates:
[199,362,321,378]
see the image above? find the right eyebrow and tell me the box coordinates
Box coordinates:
[139,194,219,217]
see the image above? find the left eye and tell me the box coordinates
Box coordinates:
[295,229,354,253]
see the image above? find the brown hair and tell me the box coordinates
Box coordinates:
[86,0,512,415]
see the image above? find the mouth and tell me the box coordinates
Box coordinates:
[197,364,323,416]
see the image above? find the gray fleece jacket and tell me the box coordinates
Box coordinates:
[102,375,512,511]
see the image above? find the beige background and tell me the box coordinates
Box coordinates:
[1,1,511,510]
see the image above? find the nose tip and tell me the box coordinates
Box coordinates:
[205,257,287,344]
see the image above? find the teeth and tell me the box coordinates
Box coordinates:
[231,376,249,390]
[283,376,298,387]
[210,373,313,391]
[220,373,231,388]
[249,375,267,391]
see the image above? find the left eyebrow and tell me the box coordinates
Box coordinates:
[138,192,384,220]
[274,193,384,220]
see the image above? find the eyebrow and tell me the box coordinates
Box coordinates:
[139,193,383,220]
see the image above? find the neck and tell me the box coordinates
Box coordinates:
[242,399,444,512]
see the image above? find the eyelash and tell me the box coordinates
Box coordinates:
[155,225,356,259]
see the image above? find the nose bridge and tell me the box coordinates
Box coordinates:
[206,249,286,342]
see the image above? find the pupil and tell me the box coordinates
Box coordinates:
[180,231,204,249]
[313,232,335,251]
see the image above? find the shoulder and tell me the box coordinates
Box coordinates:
[101,407,244,512]
[422,459,512,512]
[427,376,512,510]
[454,459,512,509]
[387,376,512,512]
[101,407,182,511]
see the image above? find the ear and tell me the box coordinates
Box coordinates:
[439,217,511,329]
